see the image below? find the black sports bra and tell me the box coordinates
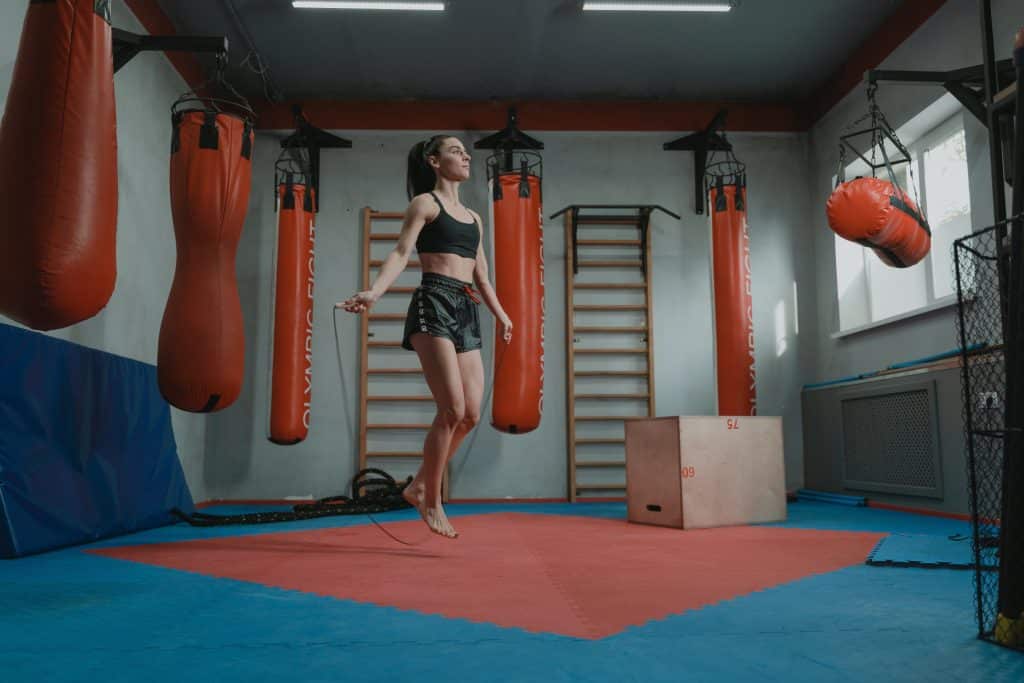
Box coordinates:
[416,192,480,259]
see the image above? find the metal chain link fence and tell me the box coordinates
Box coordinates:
[955,222,1024,650]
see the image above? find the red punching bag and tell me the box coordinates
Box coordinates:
[0,0,118,330]
[158,105,254,413]
[489,158,545,434]
[709,175,757,417]
[268,180,316,444]
[826,176,931,267]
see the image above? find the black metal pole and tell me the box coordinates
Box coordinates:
[997,23,1024,639]
[978,0,1010,344]
[981,0,1008,225]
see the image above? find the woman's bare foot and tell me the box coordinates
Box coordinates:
[402,478,458,539]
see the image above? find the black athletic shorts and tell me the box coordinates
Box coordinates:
[401,272,482,354]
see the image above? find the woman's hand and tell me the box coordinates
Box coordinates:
[499,314,513,344]
[338,290,378,314]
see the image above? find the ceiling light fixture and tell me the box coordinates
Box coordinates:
[582,2,733,12]
[292,1,446,11]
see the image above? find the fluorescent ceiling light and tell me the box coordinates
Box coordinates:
[582,2,733,12]
[293,1,446,10]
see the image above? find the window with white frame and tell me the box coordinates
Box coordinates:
[833,112,972,333]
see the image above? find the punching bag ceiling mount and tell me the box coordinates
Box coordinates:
[280,106,352,214]
[112,28,228,74]
[475,107,544,172]
[663,109,732,215]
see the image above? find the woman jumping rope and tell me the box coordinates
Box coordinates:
[340,135,513,539]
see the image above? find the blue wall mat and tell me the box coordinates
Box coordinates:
[0,323,193,558]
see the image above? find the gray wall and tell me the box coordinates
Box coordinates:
[807,0,1023,383]
[199,129,814,501]
[0,2,209,500]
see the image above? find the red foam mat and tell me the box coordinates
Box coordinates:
[90,513,882,639]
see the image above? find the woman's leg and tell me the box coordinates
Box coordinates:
[405,332,464,538]
[444,349,484,468]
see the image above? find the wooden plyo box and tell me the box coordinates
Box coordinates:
[624,416,786,529]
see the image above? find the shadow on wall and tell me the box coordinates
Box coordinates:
[201,193,271,495]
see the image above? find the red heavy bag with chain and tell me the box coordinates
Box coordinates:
[826,176,931,268]
[827,84,931,269]
[0,0,117,330]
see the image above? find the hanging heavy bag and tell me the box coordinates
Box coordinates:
[827,176,930,268]
[826,85,931,268]
[158,76,255,413]
[490,157,545,435]
[0,0,118,330]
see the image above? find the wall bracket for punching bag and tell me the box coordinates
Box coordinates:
[475,107,544,171]
[663,109,732,215]
[279,106,352,213]
[867,59,1015,131]
[112,28,228,74]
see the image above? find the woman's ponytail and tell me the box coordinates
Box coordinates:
[406,135,447,200]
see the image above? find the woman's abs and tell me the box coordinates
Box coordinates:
[419,252,476,282]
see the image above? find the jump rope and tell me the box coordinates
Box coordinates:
[330,294,510,546]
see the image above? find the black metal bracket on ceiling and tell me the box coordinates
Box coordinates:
[867,60,1016,123]
[280,106,352,213]
[475,107,544,172]
[867,58,1017,187]
[549,205,682,276]
[112,28,228,74]
[663,109,732,216]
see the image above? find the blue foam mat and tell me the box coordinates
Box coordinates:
[866,532,990,569]
[0,323,193,558]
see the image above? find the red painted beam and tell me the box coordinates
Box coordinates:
[123,0,205,88]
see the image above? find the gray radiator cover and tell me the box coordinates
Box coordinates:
[838,379,942,498]
[802,365,967,513]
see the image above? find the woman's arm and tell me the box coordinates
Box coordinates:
[340,195,432,312]
[470,211,513,343]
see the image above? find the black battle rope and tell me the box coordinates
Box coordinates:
[170,467,413,527]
